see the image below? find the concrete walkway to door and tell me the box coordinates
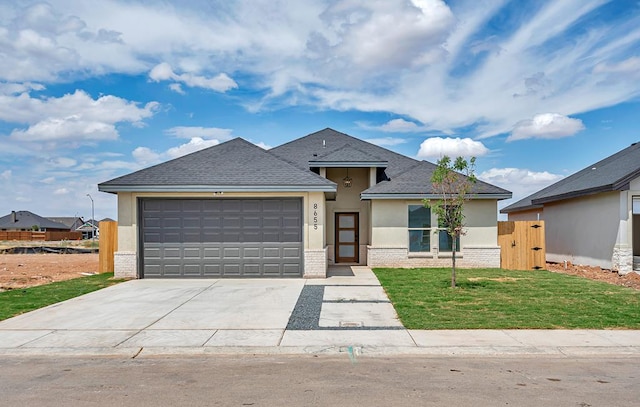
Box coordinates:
[1,266,639,357]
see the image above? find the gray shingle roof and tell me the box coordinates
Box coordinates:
[362,161,512,198]
[270,128,417,178]
[502,142,640,213]
[309,144,388,167]
[98,128,510,199]
[47,217,84,229]
[0,211,70,230]
[99,138,337,193]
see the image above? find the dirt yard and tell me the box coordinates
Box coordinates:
[546,262,640,290]
[0,253,99,290]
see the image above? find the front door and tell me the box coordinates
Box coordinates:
[335,213,359,263]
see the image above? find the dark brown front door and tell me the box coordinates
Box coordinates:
[335,213,358,263]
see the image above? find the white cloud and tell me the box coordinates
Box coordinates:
[49,157,77,168]
[253,141,272,150]
[40,176,55,184]
[165,137,220,159]
[133,136,223,166]
[0,82,45,95]
[54,187,69,195]
[478,167,564,206]
[594,56,640,75]
[132,147,161,166]
[417,137,489,158]
[364,137,408,147]
[0,0,637,140]
[380,119,421,133]
[1,90,158,146]
[508,113,585,142]
[1,170,11,180]
[149,62,237,93]
[169,83,185,94]
[164,126,233,140]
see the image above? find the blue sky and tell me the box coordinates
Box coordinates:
[1,0,639,220]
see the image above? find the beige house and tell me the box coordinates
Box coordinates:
[502,142,640,275]
[99,128,511,279]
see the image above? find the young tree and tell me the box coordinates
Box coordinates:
[426,156,477,288]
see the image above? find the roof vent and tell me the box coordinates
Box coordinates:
[323,139,326,148]
[312,153,318,157]
[11,211,16,223]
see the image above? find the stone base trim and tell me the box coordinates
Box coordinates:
[367,246,501,269]
[114,251,137,279]
[304,247,328,278]
[462,246,501,268]
[612,246,633,275]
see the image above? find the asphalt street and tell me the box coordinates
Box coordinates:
[1,355,637,406]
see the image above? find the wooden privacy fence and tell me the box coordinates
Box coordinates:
[0,231,82,241]
[498,221,546,270]
[99,221,118,273]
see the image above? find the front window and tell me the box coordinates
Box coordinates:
[408,205,430,252]
[408,204,461,253]
[438,210,461,252]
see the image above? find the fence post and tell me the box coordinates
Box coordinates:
[98,221,118,273]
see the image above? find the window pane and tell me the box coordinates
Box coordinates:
[409,230,430,252]
[633,197,640,215]
[338,230,355,242]
[338,215,355,228]
[338,245,355,257]
[408,205,430,228]
[438,230,460,252]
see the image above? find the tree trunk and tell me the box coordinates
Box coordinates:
[451,236,457,288]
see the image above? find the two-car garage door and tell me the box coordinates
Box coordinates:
[140,198,303,278]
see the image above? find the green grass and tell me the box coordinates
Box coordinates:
[0,273,125,321]
[373,268,640,329]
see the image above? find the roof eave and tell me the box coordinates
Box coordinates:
[361,193,512,200]
[98,184,338,193]
[531,185,614,205]
[500,204,544,214]
[308,161,388,167]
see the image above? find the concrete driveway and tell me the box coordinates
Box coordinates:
[0,266,408,353]
[0,278,307,349]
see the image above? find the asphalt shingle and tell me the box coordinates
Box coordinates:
[270,128,417,178]
[362,161,511,196]
[99,138,336,192]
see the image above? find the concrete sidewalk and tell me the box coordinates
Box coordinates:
[0,266,638,357]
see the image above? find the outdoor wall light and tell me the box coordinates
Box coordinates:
[343,169,352,188]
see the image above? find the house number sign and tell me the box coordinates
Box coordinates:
[313,203,318,230]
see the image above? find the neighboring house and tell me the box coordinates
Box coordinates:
[47,216,85,231]
[501,142,640,275]
[0,211,69,232]
[76,219,100,239]
[98,128,512,279]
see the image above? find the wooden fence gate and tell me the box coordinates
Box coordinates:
[498,221,546,270]
[99,221,118,273]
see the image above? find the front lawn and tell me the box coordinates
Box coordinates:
[373,268,640,329]
[0,273,125,321]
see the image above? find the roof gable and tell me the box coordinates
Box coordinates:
[99,138,336,193]
[502,142,640,213]
[270,128,417,177]
[309,144,388,167]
